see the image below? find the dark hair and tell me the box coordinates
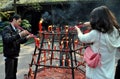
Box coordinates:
[90,5,119,33]
[10,14,21,22]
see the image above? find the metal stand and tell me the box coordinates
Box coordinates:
[26,28,86,79]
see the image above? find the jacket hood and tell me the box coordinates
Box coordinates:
[105,27,120,48]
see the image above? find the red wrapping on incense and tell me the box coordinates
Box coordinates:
[15,24,40,48]
[68,24,84,30]
[34,38,40,48]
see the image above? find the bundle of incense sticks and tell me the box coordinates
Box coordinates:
[15,25,37,38]
[15,25,41,48]
[68,24,84,30]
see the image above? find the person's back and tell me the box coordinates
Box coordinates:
[75,5,120,79]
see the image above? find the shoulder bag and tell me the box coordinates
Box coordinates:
[83,33,101,68]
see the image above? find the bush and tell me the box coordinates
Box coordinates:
[20,19,32,32]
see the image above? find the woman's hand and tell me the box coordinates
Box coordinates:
[83,22,92,31]
[83,22,91,27]
[75,25,83,36]
[75,25,80,33]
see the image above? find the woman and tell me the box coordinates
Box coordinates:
[75,5,120,79]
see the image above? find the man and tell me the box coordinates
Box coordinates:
[1,14,33,79]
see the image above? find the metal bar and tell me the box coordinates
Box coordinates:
[34,33,45,79]
[28,46,37,76]
[68,32,75,79]
[50,32,55,65]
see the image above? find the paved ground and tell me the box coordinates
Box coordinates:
[0,43,35,79]
[0,42,120,79]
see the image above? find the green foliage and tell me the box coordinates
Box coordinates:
[0,12,10,21]
[20,19,32,32]
[0,12,11,34]
[0,21,10,34]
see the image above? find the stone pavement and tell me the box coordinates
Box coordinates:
[0,42,120,79]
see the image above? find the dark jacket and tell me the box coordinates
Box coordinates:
[1,24,27,58]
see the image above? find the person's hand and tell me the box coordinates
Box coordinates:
[26,34,34,39]
[75,25,79,31]
[75,25,83,35]
[19,30,29,37]
[83,22,91,27]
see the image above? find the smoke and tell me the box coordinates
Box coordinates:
[41,0,120,27]
[41,2,90,27]
[49,2,90,26]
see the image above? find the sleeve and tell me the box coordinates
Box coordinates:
[18,37,28,44]
[2,26,28,44]
[2,26,21,44]
[78,30,98,43]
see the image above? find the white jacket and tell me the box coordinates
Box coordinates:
[78,27,120,79]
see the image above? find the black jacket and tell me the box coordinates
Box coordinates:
[2,24,27,58]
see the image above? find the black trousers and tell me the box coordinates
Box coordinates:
[5,58,18,79]
[115,59,120,79]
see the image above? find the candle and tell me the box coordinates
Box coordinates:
[68,59,71,67]
[48,40,50,49]
[44,50,46,65]
[65,25,68,32]
[39,18,43,33]
[33,55,36,64]
[49,54,51,65]
[29,67,33,77]
[30,73,34,79]
[66,41,69,49]
[55,64,59,71]
[65,25,68,49]
[74,39,78,49]
[38,60,40,65]
[52,52,54,59]
[61,40,63,49]
[62,59,65,66]
[48,40,50,56]
[48,25,52,32]
[54,44,56,50]
[62,56,65,66]
[41,56,43,62]
[44,50,46,71]
[56,64,58,67]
